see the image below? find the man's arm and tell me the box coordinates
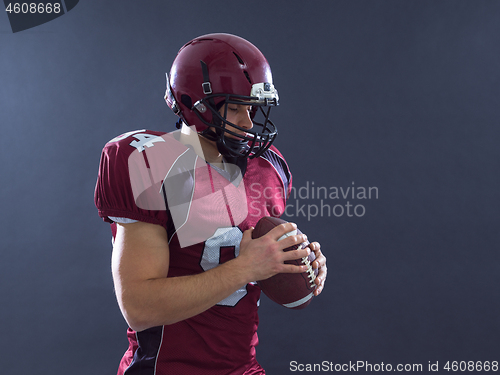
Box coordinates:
[111,221,310,331]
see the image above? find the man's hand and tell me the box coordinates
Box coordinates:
[236,222,311,282]
[308,241,327,296]
[237,221,327,297]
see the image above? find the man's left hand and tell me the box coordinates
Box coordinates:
[308,241,327,296]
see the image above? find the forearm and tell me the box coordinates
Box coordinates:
[115,258,249,331]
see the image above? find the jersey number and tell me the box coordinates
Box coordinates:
[200,227,247,307]
[109,130,165,152]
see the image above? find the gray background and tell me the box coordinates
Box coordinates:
[1,1,499,374]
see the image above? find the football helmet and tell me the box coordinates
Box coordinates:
[165,33,279,159]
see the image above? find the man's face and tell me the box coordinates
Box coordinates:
[218,103,254,139]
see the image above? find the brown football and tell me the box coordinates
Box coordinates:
[251,216,317,309]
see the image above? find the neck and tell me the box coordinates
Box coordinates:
[198,133,223,164]
[178,122,222,164]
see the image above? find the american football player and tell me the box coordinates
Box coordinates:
[95,33,327,375]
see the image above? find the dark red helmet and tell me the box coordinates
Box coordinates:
[165,33,279,159]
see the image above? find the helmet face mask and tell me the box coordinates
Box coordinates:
[194,92,278,159]
[165,33,279,159]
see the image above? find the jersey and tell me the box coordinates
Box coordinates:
[94,128,292,375]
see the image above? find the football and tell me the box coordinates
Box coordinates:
[251,216,317,309]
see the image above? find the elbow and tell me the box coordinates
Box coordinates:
[116,291,179,331]
[122,310,154,332]
[124,311,179,332]
[117,296,159,332]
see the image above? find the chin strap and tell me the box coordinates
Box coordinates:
[200,127,217,142]
[175,118,183,129]
[200,60,219,122]
[200,128,248,158]
[198,129,248,176]
[200,60,212,96]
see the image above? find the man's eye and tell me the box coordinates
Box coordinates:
[228,107,238,112]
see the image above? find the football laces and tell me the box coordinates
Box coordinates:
[298,244,316,286]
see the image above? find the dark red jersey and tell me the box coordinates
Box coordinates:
[95,128,292,375]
